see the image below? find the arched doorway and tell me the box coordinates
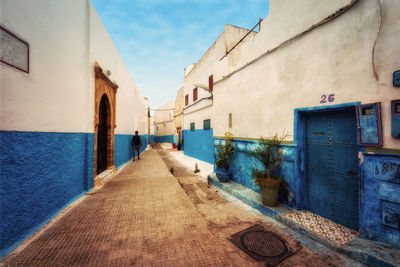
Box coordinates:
[94,62,118,186]
[97,94,109,174]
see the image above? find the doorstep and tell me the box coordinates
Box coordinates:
[97,169,113,184]
[208,173,400,267]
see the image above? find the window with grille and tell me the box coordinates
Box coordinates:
[190,122,195,131]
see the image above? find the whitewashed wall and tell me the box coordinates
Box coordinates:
[0,0,90,132]
[0,0,147,136]
[212,0,400,149]
[154,100,174,136]
[89,2,147,135]
[150,116,155,135]
[174,87,184,132]
[183,24,255,131]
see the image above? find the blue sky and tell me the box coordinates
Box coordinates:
[91,0,269,110]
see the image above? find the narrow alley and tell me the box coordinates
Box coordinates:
[2,147,363,266]
[1,0,400,266]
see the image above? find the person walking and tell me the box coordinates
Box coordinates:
[131,131,142,161]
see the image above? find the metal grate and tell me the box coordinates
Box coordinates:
[229,224,301,266]
[241,230,288,258]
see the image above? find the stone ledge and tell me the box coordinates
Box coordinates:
[97,169,113,184]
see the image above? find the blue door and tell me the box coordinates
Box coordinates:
[306,110,359,230]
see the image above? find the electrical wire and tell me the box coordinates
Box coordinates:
[150,108,175,111]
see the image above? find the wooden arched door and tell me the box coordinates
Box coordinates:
[94,62,118,186]
[97,94,109,174]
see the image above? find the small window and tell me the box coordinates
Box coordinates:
[203,119,210,130]
[193,87,198,102]
[190,122,195,131]
[209,75,213,93]
[185,94,188,106]
[229,113,232,128]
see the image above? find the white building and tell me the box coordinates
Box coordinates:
[154,100,175,143]
[174,87,184,147]
[211,0,400,248]
[0,0,148,257]
[182,24,256,164]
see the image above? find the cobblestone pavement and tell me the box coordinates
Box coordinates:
[157,149,365,267]
[1,149,364,266]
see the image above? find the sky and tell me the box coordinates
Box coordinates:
[90,0,269,110]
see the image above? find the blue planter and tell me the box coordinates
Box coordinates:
[216,167,231,182]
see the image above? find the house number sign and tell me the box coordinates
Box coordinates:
[320,94,335,104]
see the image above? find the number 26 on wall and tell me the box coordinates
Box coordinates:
[320,94,335,104]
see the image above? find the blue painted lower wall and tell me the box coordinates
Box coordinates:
[360,153,400,248]
[218,136,400,248]
[0,131,94,258]
[154,135,174,143]
[214,138,297,207]
[173,135,179,145]
[150,135,155,143]
[183,129,214,164]
[114,134,148,169]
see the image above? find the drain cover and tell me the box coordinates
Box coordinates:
[229,224,301,266]
[241,230,287,258]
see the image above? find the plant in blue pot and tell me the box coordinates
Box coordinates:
[215,132,236,182]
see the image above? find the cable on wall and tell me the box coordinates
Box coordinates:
[372,0,383,80]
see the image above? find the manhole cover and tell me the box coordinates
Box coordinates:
[241,230,287,258]
[229,224,301,265]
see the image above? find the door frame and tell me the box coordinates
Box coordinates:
[177,127,182,145]
[94,62,118,186]
[294,102,362,214]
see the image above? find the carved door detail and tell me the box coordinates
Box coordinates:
[93,63,118,186]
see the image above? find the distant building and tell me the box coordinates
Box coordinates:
[154,100,175,143]
[0,0,148,257]
[182,24,256,164]
[149,116,155,143]
[144,97,151,144]
[174,87,184,146]
[211,0,400,247]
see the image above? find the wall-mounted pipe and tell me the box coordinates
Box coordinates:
[372,0,383,81]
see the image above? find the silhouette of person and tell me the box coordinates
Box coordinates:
[131,130,142,161]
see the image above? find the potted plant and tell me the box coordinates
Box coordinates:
[249,133,288,207]
[215,132,236,182]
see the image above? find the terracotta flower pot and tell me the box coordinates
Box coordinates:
[259,180,281,207]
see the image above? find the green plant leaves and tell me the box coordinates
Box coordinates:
[215,131,236,170]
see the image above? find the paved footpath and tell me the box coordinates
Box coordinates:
[1,150,363,266]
